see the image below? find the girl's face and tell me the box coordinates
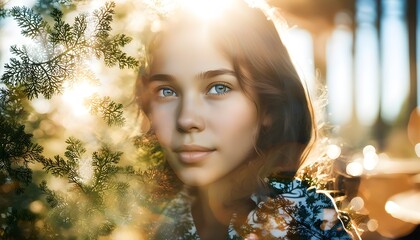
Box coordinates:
[147,27,259,186]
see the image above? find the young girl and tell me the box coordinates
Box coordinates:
[137,0,354,239]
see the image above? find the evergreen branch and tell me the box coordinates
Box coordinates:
[72,14,88,46]
[37,137,88,192]
[94,34,138,69]
[39,180,62,208]
[90,2,138,69]
[1,2,138,100]
[38,155,71,177]
[1,45,68,99]
[0,88,27,125]
[1,1,142,238]
[35,138,136,238]
[10,6,47,39]
[92,1,114,39]
[49,8,73,47]
[87,94,125,126]
[91,146,122,192]
[0,101,46,187]
[0,9,6,19]
[64,137,86,160]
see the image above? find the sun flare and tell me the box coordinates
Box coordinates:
[181,0,234,20]
[62,82,97,117]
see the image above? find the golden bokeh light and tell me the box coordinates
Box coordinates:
[29,201,45,214]
[346,161,363,177]
[415,143,420,158]
[349,196,364,212]
[386,190,420,225]
[363,145,379,171]
[367,219,379,232]
[326,144,341,160]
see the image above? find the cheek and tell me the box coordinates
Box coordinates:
[217,100,258,132]
[211,98,259,150]
[149,103,176,147]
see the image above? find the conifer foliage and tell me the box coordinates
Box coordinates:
[36,137,128,239]
[0,0,137,190]
[2,2,138,99]
[0,1,147,238]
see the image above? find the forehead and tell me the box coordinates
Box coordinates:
[149,25,232,75]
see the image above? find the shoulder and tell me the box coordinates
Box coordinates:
[231,178,353,239]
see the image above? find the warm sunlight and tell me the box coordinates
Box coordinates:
[181,0,234,21]
[61,81,97,117]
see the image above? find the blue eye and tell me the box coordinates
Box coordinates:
[208,84,231,95]
[159,88,177,97]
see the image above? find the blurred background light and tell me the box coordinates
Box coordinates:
[380,0,410,124]
[285,28,316,95]
[367,219,379,232]
[31,98,52,114]
[327,21,353,125]
[61,81,97,117]
[415,143,420,157]
[355,0,380,126]
[349,196,365,211]
[346,161,364,176]
[326,144,341,159]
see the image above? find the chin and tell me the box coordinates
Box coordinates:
[180,176,211,187]
[177,172,218,187]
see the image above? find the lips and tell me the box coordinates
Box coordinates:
[173,145,215,164]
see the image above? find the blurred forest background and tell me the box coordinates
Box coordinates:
[1,0,420,239]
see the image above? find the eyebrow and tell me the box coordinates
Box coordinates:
[148,74,175,82]
[148,68,236,82]
[196,69,236,80]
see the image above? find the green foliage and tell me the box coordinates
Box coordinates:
[38,137,124,194]
[1,1,138,100]
[0,0,138,197]
[88,94,125,126]
[0,2,8,19]
[91,2,138,68]
[0,88,27,126]
[10,6,48,39]
[0,89,45,191]
[39,180,61,208]
[38,137,87,192]
[36,137,132,239]
[0,1,143,238]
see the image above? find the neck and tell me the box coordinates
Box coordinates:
[191,158,263,239]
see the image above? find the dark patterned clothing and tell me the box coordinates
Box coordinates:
[153,178,353,240]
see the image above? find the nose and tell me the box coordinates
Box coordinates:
[176,96,205,132]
